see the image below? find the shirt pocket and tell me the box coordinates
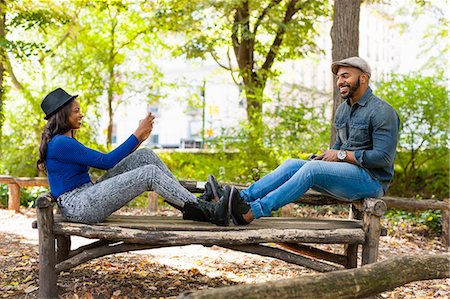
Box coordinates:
[336,122,347,143]
[349,122,370,147]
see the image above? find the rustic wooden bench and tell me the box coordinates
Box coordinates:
[4,175,447,246]
[32,181,387,299]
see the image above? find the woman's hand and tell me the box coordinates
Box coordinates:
[134,113,155,143]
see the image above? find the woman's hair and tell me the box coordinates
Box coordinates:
[36,99,75,173]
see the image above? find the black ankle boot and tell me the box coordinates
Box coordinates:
[197,175,224,203]
[208,174,224,203]
[229,186,251,225]
[183,186,231,226]
[182,202,208,221]
[197,182,214,202]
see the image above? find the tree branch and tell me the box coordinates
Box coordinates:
[4,53,24,91]
[116,29,148,53]
[261,0,301,78]
[39,8,81,63]
[226,47,240,86]
[231,9,240,61]
[253,0,282,35]
[210,50,232,71]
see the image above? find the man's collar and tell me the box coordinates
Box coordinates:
[346,87,372,107]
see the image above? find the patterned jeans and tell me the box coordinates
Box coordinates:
[57,148,196,224]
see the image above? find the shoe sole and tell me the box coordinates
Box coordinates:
[228,186,239,225]
[208,174,220,203]
[215,186,231,227]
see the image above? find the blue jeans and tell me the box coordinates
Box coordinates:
[240,159,384,219]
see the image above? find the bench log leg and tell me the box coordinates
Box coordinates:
[56,235,71,263]
[362,212,381,265]
[442,206,449,247]
[345,244,358,268]
[36,195,58,299]
[348,203,362,268]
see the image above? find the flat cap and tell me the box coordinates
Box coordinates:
[331,57,371,77]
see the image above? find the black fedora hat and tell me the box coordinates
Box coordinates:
[41,88,78,120]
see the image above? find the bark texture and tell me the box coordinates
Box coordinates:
[330,0,361,146]
[0,0,6,149]
[178,254,450,299]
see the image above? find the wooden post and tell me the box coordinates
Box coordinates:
[362,212,382,265]
[361,198,386,265]
[56,236,71,263]
[7,183,20,212]
[442,200,449,247]
[346,203,362,268]
[36,194,58,299]
[345,244,358,268]
[147,191,159,213]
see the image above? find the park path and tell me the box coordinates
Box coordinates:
[0,208,449,298]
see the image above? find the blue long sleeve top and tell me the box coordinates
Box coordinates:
[46,134,139,198]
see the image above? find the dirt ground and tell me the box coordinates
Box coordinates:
[0,206,449,299]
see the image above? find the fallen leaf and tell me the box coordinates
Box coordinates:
[24,285,39,293]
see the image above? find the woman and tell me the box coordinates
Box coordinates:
[37,87,230,226]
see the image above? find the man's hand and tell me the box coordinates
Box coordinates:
[314,149,339,162]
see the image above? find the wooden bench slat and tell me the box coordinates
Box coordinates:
[53,222,366,245]
[52,215,363,231]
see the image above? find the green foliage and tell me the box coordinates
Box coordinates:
[0,0,163,174]
[0,184,7,208]
[158,150,277,185]
[376,73,449,198]
[385,208,442,236]
[155,88,331,186]
[265,101,330,160]
[388,149,449,199]
[155,0,329,62]
[20,186,48,208]
[0,185,47,209]
[152,0,330,134]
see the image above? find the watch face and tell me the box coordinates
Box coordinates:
[338,151,346,160]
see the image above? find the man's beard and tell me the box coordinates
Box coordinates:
[340,78,360,99]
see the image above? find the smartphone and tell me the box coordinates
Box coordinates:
[308,154,318,160]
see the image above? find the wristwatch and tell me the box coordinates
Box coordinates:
[337,150,347,161]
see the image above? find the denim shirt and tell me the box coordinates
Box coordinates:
[332,87,400,193]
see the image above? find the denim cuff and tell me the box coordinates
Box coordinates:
[354,150,364,167]
[240,190,250,202]
[249,201,264,219]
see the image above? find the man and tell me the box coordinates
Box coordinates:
[227,57,400,225]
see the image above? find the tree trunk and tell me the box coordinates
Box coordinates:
[233,1,263,140]
[0,0,6,151]
[244,78,264,144]
[329,0,360,146]
[178,254,450,299]
[107,67,114,147]
[232,0,301,143]
[106,17,117,147]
